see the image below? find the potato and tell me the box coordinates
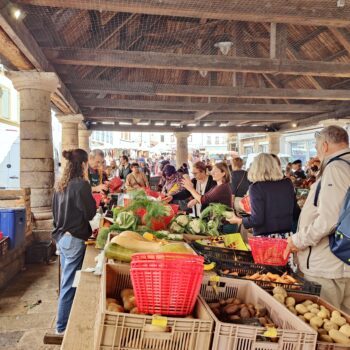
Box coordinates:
[228,315,241,321]
[339,324,350,337]
[107,303,124,313]
[317,309,329,319]
[233,298,242,305]
[219,299,227,306]
[120,289,134,299]
[323,320,339,332]
[285,297,296,307]
[309,308,320,315]
[302,300,314,307]
[295,304,308,315]
[273,286,287,297]
[320,306,331,318]
[317,328,328,336]
[287,306,297,315]
[258,317,267,326]
[212,307,220,317]
[240,307,251,319]
[123,299,136,311]
[332,311,342,318]
[106,298,118,305]
[310,316,324,329]
[225,298,234,304]
[319,334,333,343]
[304,312,315,321]
[130,307,140,314]
[208,302,221,309]
[224,304,240,315]
[311,303,320,309]
[331,315,347,327]
[255,304,267,317]
[329,329,350,344]
[298,315,306,322]
[273,293,286,304]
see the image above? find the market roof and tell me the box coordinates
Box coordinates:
[1,0,350,133]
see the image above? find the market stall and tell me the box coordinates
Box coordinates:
[60,188,350,350]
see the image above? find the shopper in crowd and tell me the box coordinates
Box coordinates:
[52,149,96,335]
[157,159,170,191]
[88,149,108,193]
[178,163,189,175]
[109,159,119,179]
[291,159,306,179]
[125,162,149,191]
[285,125,350,313]
[227,153,300,237]
[231,157,250,212]
[119,155,131,181]
[165,161,216,216]
[161,164,184,196]
[182,162,232,208]
[284,162,293,178]
[140,161,151,182]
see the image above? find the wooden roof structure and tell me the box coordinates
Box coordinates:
[1,0,350,133]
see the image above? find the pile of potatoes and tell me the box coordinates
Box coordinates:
[208,297,275,327]
[272,286,350,344]
[106,288,144,314]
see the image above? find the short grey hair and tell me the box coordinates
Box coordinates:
[317,125,349,145]
[248,153,284,183]
[90,149,104,158]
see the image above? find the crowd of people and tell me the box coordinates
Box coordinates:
[51,124,350,335]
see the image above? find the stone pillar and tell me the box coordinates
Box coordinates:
[174,132,190,168]
[57,114,83,153]
[78,127,92,153]
[267,132,281,155]
[6,71,59,215]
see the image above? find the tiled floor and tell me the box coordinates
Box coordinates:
[0,261,60,350]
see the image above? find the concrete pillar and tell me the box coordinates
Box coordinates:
[6,71,59,214]
[78,127,92,153]
[267,132,281,154]
[174,132,190,168]
[57,114,83,153]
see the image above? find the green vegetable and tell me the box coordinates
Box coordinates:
[105,243,136,262]
[188,218,206,235]
[207,219,220,236]
[115,211,138,231]
[169,221,185,233]
[200,203,231,220]
[222,211,234,220]
[167,233,184,241]
[96,227,111,249]
[175,214,190,227]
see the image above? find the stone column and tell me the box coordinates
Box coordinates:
[174,132,190,168]
[57,114,83,153]
[78,127,92,153]
[267,132,281,155]
[6,71,59,216]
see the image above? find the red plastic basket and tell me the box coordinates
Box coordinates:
[248,237,290,266]
[130,253,204,316]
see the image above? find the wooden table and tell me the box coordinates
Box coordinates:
[61,245,101,350]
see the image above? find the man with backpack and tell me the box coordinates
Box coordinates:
[285,125,350,313]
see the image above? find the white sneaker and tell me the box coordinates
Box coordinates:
[55,330,65,336]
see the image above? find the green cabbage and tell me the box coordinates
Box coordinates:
[169,221,185,233]
[115,211,137,230]
[175,214,190,227]
[188,218,206,235]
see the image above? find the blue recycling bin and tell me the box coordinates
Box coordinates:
[0,208,26,249]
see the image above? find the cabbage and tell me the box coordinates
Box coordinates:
[169,221,185,233]
[188,218,206,235]
[115,211,137,230]
[175,214,190,227]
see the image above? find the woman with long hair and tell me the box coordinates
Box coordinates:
[52,149,96,335]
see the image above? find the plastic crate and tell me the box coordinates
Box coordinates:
[0,208,26,249]
[200,275,317,350]
[288,293,350,350]
[189,241,254,264]
[0,236,9,256]
[25,240,54,264]
[95,263,214,350]
[216,260,321,296]
[249,237,289,266]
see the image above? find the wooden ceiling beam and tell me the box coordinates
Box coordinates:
[0,3,79,114]
[68,80,350,100]
[15,0,350,27]
[44,47,350,78]
[77,98,334,113]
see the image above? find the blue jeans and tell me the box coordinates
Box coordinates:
[56,234,86,332]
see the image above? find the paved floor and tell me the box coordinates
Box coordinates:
[0,261,60,350]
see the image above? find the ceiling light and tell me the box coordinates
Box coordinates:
[219,123,229,127]
[214,41,233,55]
[251,124,258,127]
[102,121,114,125]
[13,9,21,19]
[119,121,132,126]
[187,123,196,127]
[337,0,345,7]
[137,121,150,126]
[292,123,298,128]
[203,123,213,127]
[155,122,165,126]
[199,70,208,78]
[170,122,181,127]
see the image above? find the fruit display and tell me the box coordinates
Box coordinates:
[272,288,350,345]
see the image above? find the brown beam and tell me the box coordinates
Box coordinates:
[0,3,79,114]
[16,0,350,27]
[77,98,335,113]
[270,23,287,60]
[44,47,350,78]
[69,80,350,100]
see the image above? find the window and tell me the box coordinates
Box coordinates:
[0,85,11,119]
[244,146,253,155]
[207,136,211,145]
[215,136,220,144]
[188,135,192,142]
[170,135,175,143]
[160,135,165,142]
[258,144,268,153]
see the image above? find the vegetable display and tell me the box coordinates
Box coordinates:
[200,203,234,236]
[187,218,206,235]
[272,289,350,344]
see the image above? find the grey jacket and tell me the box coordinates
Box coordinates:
[292,148,350,279]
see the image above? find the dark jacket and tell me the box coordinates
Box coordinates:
[52,178,96,242]
[172,175,216,214]
[242,178,300,236]
[231,170,250,197]
[119,164,131,180]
